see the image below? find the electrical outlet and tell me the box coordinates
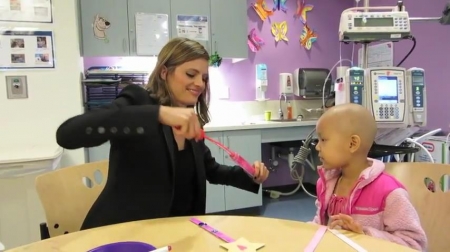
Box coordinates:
[6,75,28,99]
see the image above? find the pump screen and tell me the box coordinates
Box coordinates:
[354,17,394,27]
[412,76,424,83]
[377,76,398,103]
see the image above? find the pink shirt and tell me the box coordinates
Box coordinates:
[327,195,349,218]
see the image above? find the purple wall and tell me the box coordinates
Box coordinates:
[83,0,354,101]
[215,0,353,101]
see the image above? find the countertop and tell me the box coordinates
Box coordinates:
[203,120,317,132]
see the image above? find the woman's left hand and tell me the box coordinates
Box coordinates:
[252,161,269,184]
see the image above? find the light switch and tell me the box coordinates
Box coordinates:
[6,75,28,99]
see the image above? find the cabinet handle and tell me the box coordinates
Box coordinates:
[122,39,127,52]
[224,136,230,159]
[132,38,136,53]
[219,136,229,159]
[218,137,223,155]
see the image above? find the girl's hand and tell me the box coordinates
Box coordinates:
[329,214,364,234]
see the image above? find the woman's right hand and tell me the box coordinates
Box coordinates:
[158,106,202,140]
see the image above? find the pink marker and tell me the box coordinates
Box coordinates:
[151,246,171,252]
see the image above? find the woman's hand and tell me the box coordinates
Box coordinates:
[329,214,364,234]
[252,161,269,184]
[158,106,201,140]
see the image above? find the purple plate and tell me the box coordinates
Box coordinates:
[87,241,156,252]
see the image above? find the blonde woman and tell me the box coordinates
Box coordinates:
[56,37,269,230]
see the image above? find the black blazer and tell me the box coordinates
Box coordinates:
[56,84,259,230]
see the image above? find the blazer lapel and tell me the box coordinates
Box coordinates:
[189,140,207,213]
[161,127,207,214]
[162,125,176,175]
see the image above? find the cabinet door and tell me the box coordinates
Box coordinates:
[203,132,226,213]
[170,0,212,53]
[210,0,248,59]
[127,0,171,56]
[79,0,130,56]
[86,142,110,162]
[223,130,263,210]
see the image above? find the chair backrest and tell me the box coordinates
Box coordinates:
[35,160,108,237]
[385,162,450,252]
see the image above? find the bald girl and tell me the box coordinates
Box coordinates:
[315,103,377,178]
[311,105,427,251]
[319,103,377,154]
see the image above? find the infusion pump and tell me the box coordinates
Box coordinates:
[337,67,426,128]
[339,8,411,42]
[367,67,407,128]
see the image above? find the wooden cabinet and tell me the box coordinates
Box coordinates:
[79,0,170,57]
[210,0,248,59]
[79,0,130,56]
[87,141,110,162]
[203,132,226,213]
[221,130,263,210]
[127,0,171,56]
[204,130,263,212]
[169,0,211,53]
[78,0,248,59]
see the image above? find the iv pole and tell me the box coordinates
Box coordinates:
[359,0,448,69]
[361,0,370,69]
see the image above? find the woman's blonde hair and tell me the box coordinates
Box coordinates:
[146,37,210,126]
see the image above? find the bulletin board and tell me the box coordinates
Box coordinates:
[0,0,53,23]
[0,30,55,69]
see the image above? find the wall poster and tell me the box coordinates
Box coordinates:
[176,15,208,41]
[0,0,53,23]
[135,13,169,56]
[0,30,55,69]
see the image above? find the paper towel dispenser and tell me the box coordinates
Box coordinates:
[293,68,332,99]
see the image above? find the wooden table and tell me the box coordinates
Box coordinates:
[8,216,417,252]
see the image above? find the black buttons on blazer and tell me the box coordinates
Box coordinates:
[84,126,142,135]
[110,127,118,134]
[98,127,105,134]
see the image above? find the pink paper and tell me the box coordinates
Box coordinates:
[304,226,327,252]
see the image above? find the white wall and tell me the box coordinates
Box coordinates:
[0,0,85,167]
[0,0,85,248]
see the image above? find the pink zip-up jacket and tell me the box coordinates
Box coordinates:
[311,158,427,251]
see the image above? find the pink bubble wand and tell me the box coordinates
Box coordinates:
[174,126,256,177]
[199,130,256,177]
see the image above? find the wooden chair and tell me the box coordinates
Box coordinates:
[35,160,108,238]
[385,162,450,252]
